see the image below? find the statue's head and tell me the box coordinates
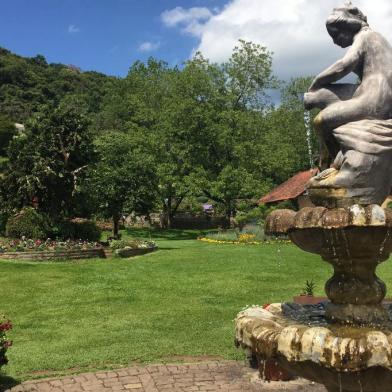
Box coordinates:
[326,3,369,47]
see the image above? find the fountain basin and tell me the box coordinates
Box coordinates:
[235,305,392,392]
[265,206,392,325]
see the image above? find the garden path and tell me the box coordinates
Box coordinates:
[5,360,326,391]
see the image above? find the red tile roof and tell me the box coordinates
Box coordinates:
[259,168,318,204]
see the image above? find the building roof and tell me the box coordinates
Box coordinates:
[259,168,318,204]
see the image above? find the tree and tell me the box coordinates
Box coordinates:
[99,41,281,224]
[0,114,16,155]
[0,47,117,123]
[96,58,210,227]
[89,132,157,238]
[184,41,277,221]
[0,105,95,219]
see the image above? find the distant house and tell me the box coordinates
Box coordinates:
[259,168,318,209]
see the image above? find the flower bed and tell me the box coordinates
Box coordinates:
[0,239,105,261]
[0,238,158,261]
[0,238,102,253]
[0,317,12,369]
[199,228,267,245]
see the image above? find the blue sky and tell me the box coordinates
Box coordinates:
[0,0,227,76]
[1,1,392,80]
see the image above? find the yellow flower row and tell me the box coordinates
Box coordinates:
[198,237,291,245]
[198,237,260,245]
[238,233,256,242]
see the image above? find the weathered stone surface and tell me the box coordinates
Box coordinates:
[264,209,295,234]
[235,305,392,391]
[265,206,392,235]
[303,3,392,207]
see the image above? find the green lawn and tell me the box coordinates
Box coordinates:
[2,228,392,381]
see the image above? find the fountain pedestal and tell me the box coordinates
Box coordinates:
[267,206,392,325]
[235,205,392,392]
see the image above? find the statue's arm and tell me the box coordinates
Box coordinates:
[309,35,364,91]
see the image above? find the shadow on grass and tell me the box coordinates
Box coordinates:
[155,247,180,251]
[0,374,19,391]
[124,228,210,241]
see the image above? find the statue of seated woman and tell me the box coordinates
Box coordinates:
[304,2,392,207]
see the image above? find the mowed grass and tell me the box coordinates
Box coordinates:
[2,228,392,380]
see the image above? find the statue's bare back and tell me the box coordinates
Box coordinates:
[303,3,392,207]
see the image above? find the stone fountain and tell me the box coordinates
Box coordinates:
[235,3,392,392]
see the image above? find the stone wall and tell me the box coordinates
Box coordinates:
[0,248,106,261]
[126,212,229,229]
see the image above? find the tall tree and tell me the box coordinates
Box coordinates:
[89,132,157,238]
[187,41,277,221]
[0,105,95,219]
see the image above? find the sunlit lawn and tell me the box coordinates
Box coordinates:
[2,228,392,381]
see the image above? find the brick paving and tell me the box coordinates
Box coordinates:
[5,361,327,392]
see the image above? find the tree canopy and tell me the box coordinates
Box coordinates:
[0,43,318,231]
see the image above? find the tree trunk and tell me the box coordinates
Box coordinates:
[167,213,172,229]
[225,203,232,229]
[113,214,120,239]
[163,195,172,229]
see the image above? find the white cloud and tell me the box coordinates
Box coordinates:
[138,41,161,52]
[68,25,81,34]
[161,6,213,35]
[163,0,392,80]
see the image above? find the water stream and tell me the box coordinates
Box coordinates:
[304,110,314,168]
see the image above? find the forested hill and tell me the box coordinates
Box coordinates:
[0,47,117,123]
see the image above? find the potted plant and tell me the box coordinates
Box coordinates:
[293,280,327,305]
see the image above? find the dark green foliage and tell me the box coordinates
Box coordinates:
[0,114,16,155]
[5,207,51,239]
[0,211,9,235]
[0,44,319,231]
[0,47,116,123]
[71,221,101,241]
[53,220,101,241]
[88,132,157,237]
[0,105,96,218]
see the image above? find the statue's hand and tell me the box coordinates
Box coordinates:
[303,92,314,110]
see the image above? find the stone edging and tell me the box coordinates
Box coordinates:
[0,247,157,261]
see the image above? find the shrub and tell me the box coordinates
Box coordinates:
[0,317,12,370]
[241,224,265,241]
[202,225,264,243]
[110,239,156,251]
[72,220,101,241]
[6,208,51,239]
[204,229,238,242]
[0,212,9,236]
[54,219,101,241]
[235,202,296,228]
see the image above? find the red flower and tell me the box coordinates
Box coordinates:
[0,321,12,331]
